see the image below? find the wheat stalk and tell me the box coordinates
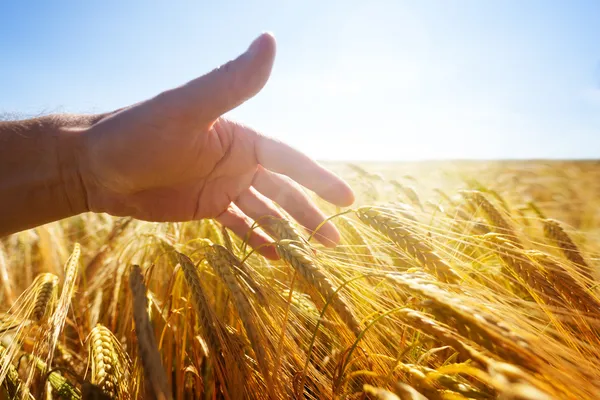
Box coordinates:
[129,265,172,400]
[0,243,15,307]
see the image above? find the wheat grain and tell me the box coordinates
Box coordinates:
[0,243,15,307]
[177,252,224,359]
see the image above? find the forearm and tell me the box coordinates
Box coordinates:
[0,114,101,236]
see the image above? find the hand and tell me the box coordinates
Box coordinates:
[74,33,354,258]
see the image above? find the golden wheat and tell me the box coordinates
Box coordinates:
[88,324,130,399]
[386,273,538,369]
[129,265,172,400]
[2,161,600,399]
[205,244,273,387]
[276,239,362,336]
[542,218,593,283]
[356,206,460,283]
[461,190,522,247]
[30,273,58,322]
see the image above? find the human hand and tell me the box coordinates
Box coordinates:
[72,33,354,258]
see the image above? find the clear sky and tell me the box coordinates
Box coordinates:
[1,1,600,160]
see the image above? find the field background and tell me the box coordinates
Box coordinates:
[1,160,600,400]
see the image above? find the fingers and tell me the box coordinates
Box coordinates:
[216,204,278,260]
[159,33,276,124]
[252,167,342,247]
[235,186,286,222]
[255,135,355,207]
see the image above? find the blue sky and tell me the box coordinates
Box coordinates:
[1,1,600,160]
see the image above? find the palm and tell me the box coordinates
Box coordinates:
[79,33,354,258]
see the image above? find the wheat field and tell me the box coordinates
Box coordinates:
[1,160,599,399]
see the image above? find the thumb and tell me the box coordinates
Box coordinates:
[174,33,276,123]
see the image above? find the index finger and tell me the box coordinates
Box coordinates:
[255,135,355,207]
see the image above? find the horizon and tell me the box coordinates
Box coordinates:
[2,1,600,161]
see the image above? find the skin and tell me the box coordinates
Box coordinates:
[0,33,354,259]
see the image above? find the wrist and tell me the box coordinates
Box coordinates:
[55,125,90,216]
[51,114,106,217]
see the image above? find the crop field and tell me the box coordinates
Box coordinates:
[1,160,599,399]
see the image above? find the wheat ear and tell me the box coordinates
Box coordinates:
[356,206,460,283]
[177,252,247,398]
[386,273,538,369]
[528,251,600,314]
[543,218,593,282]
[129,265,172,400]
[89,324,130,399]
[31,272,59,322]
[276,239,362,336]
[483,234,566,306]
[461,190,522,247]
[45,243,81,369]
[205,244,273,386]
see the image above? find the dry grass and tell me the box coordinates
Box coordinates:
[0,160,600,399]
